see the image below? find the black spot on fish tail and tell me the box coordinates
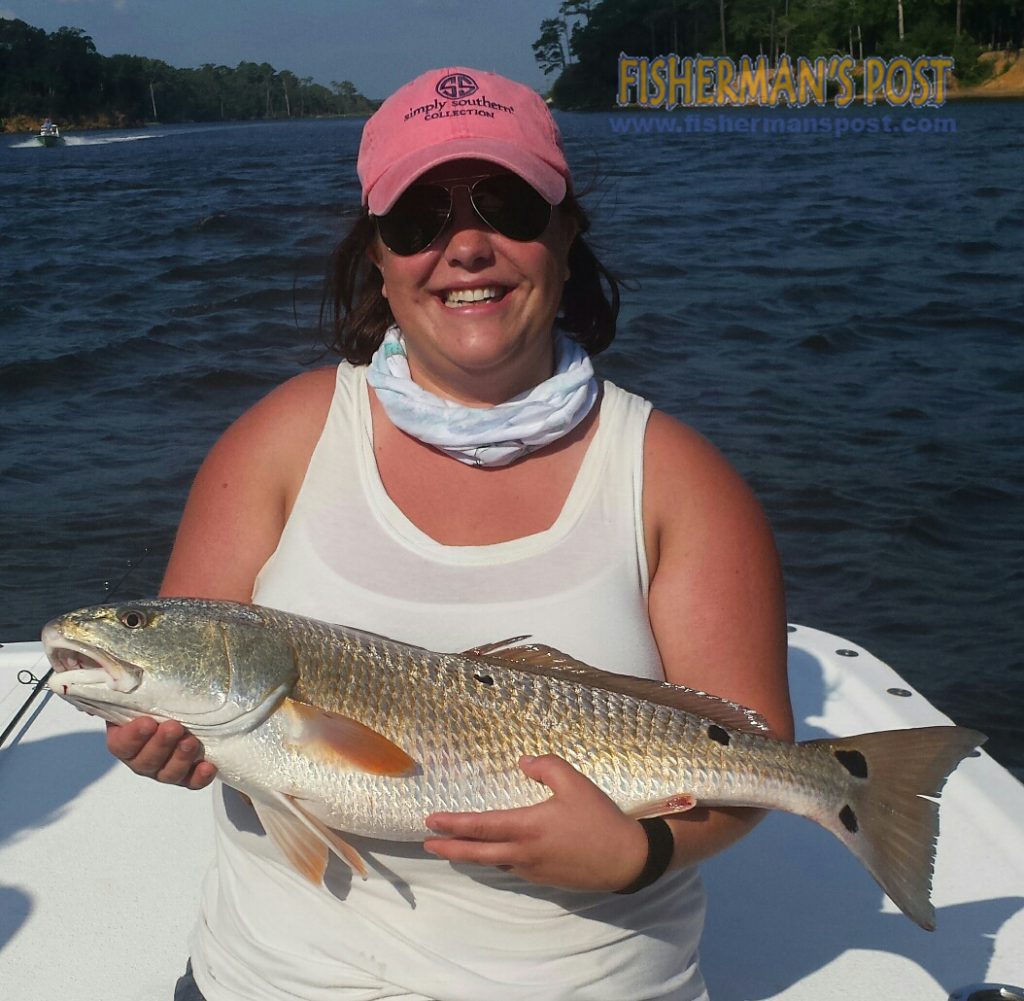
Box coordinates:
[839,805,858,833]
[834,749,869,779]
[473,673,494,686]
[707,725,730,746]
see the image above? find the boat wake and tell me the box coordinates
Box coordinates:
[10,122,297,149]
[66,134,163,146]
[8,133,163,149]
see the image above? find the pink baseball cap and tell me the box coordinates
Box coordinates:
[358,67,571,216]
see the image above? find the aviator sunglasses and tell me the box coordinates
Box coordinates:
[374,173,553,256]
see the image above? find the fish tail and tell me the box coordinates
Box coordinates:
[805,725,985,930]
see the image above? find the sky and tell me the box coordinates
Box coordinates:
[5,0,562,99]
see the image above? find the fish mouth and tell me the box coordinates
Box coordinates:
[42,626,142,697]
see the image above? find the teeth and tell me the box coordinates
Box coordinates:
[46,645,141,694]
[444,286,502,308]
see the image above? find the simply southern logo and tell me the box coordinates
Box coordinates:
[436,73,479,100]
[403,75,516,123]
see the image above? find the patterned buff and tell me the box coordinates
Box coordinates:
[366,326,599,468]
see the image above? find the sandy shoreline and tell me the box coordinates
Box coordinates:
[949,49,1024,98]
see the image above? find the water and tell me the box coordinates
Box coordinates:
[2,108,1022,776]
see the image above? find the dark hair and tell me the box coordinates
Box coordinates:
[320,192,620,365]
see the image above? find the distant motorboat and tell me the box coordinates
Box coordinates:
[36,120,64,147]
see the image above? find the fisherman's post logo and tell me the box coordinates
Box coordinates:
[616,53,954,108]
[436,73,478,100]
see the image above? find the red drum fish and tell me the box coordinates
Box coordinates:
[43,598,984,929]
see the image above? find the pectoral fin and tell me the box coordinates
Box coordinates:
[251,791,369,883]
[281,697,416,776]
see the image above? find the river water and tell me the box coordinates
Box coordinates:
[2,104,1022,776]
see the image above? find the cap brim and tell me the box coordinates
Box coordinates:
[366,138,567,215]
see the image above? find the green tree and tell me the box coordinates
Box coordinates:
[533,17,571,74]
[45,26,102,116]
[0,19,50,117]
[1,16,379,128]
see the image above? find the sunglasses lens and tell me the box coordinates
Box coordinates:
[375,173,553,255]
[472,174,552,242]
[376,185,451,255]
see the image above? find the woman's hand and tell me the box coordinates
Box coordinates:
[105,718,217,789]
[423,754,649,892]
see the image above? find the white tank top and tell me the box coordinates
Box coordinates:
[190,363,709,1001]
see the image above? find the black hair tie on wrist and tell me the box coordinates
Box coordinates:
[615,817,675,894]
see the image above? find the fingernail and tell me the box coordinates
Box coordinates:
[520,754,536,765]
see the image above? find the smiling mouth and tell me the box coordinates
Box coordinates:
[442,285,508,309]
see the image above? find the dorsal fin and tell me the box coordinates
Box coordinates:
[460,639,771,735]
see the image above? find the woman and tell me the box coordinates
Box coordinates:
[108,67,792,1001]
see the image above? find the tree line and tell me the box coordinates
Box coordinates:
[535,0,1023,107]
[0,18,376,129]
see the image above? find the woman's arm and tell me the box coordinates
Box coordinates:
[105,368,336,786]
[642,409,793,870]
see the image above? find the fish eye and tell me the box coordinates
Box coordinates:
[120,609,148,629]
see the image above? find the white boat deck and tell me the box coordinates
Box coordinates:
[1,625,1022,1000]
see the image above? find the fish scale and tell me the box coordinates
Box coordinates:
[43,597,984,929]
